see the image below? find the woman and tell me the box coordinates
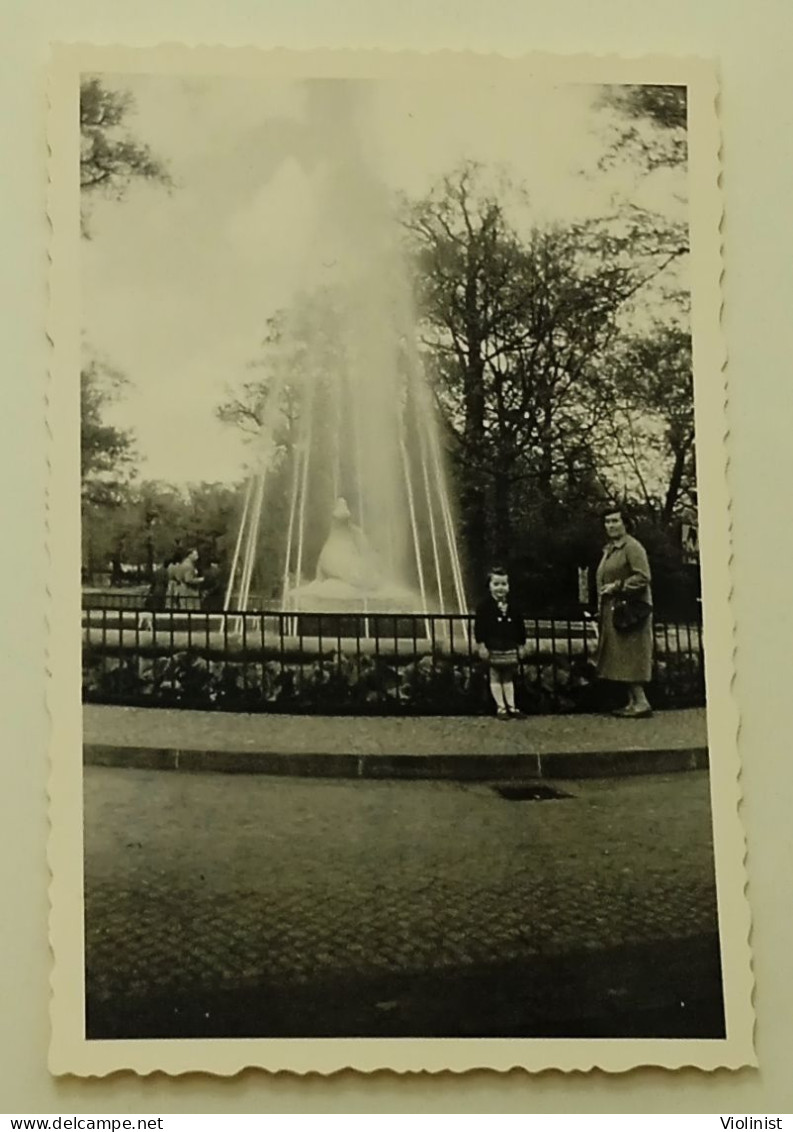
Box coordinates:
[166,548,203,610]
[595,507,653,718]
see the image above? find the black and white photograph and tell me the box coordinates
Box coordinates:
[47,47,752,1076]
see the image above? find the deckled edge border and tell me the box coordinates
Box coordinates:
[45,42,755,1078]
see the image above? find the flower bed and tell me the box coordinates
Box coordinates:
[82,640,705,716]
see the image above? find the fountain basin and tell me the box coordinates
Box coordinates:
[284,576,429,618]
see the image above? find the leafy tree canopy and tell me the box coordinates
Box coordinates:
[80,355,137,507]
[80,75,172,235]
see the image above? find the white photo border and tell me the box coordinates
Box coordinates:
[47,44,753,1075]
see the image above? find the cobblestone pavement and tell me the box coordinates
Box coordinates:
[84,768,724,1038]
[84,703,707,756]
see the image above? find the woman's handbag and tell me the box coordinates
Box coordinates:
[612,594,652,633]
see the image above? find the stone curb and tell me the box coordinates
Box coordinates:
[84,743,708,781]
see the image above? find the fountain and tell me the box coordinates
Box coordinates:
[285,496,417,614]
[223,81,466,625]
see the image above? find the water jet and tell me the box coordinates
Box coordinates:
[224,83,467,632]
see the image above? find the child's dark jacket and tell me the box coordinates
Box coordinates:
[473,596,527,652]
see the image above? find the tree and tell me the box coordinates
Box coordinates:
[216,289,368,599]
[216,308,309,451]
[592,83,690,310]
[80,76,172,236]
[80,79,164,499]
[402,165,528,576]
[82,478,247,584]
[80,77,173,581]
[403,164,684,581]
[595,322,696,523]
[80,355,137,507]
[597,84,688,172]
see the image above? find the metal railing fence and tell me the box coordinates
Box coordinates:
[82,602,705,716]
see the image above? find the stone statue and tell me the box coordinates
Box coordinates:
[315,497,380,592]
[285,496,418,613]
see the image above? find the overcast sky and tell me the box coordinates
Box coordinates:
[82,75,685,485]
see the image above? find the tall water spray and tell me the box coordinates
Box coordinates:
[226,82,466,618]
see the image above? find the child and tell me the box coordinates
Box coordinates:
[474,566,528,719]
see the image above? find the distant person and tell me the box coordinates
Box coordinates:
[137,558,170,630]
[595,506,653,718]
[166,548,203,609]
[144,560,169,612]
[201,560,225,612]
[165,551,182,608]
[474,565,528,719]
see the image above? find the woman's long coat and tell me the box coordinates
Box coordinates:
[595,534,653,684]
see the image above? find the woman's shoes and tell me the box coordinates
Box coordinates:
[613,704,653,719]
[496,707,510,719]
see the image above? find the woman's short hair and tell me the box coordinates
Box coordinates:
[600,503,631,527]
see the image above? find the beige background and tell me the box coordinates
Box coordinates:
[1,0,791,1113]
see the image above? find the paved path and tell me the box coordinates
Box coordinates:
[84,767,724,1039]
[83,705,708,779]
